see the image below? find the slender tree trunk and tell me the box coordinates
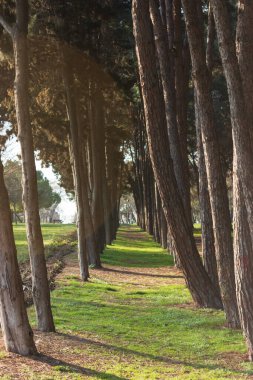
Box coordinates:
[11,2,55,332]
[132,0,222,309]
[173,0,192,224]
[149,0,191,228]
[62,55,89,281]
[182,0,239,328]
[195,95,219,293]
[0,159,37,355]
[75,96,101,268]
[89,84,106,253]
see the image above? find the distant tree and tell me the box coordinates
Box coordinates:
[4,161,61,214]
[3,160,23,220]
[37,170,61,210]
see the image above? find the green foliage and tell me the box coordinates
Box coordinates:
[37,170,61,209]
[4,160,23,212]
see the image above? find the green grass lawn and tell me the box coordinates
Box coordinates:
[13,223,76,262]
[24,226,251,379]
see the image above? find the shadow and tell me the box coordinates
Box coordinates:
[102,267,183,279]
[32,353,127,380]
[54,332,251,376]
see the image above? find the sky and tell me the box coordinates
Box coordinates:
[2,135,76,223]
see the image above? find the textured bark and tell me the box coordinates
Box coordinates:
[132,0,222,309]
[150,0,191,228]
[195,96,219,293]
[233,168,253,360]
[62,56,90,281]
[236,0,253,142]
[10,1,55,332]
[173,0,191,222]
[0,160,37,356]
[77,105,101,268]
[89,85,106,253]
[234,2,253,361]
[210,2,253,350]
[182,0,239,327]
[210,0,253,234]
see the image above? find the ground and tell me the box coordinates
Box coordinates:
[0,225,253,379]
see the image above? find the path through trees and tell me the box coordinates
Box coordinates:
[0,226,249,379]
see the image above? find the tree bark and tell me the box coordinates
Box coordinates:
[0,159,37,355]
[149,0,191,228]
[132,0,222,309]
[182,0,239,328]
[210,0,253,234]
[195,95,219,293]
[89,83,106,253]
[234,1,253,360]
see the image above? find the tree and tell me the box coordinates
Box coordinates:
[210,0,253,359]
[3,160,23,221]
[0,156,37,355]
[132,0,222,309]
[37,170,61,210]
[0,0,55,332]
[181,0,239,328]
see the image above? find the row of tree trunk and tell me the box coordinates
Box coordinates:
[132,0,253,360]
[0,0,123,355]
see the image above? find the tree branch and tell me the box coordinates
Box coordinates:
[0,14,14,37]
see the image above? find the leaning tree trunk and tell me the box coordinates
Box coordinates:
[210,0,253,359]
[182,0,239,328]
[209,0,253,240]
[11,1,55,332]
[132,0,222,309]
[150,0,192,229]
[0,159,37,356]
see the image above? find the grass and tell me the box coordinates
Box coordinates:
[22,225,251,379]
[101,225,174,268]
[13,223,76,262]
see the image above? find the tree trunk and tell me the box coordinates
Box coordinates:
[149,0,192,228]
[75,95,102,268]
[209,2,253,350]
[173,0,191,223]
[195,95,219,293]
[0,159,37,355]
[62,54,90,281]
[89,84,106,253]
[12,2,55,332]
[182,0,239,328]
[132,0,222,309]
[210,0,253,235]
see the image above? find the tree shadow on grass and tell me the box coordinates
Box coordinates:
[103,267,183,279]
[55,332,251,377]
[32,353,127,380]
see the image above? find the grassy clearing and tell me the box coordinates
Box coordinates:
[101,225,174,268]
[8,225,247,379]
[13,223,76,262]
